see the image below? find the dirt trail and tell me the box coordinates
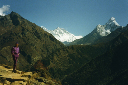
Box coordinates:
[0,65,55,85]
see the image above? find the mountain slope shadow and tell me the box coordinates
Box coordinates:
[62,28,128,85]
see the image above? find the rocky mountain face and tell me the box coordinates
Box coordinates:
[0,11,64,71]
[92,25,127,45]
[41,26,83,44]
[68,17,122,45]
[96,17,120,36]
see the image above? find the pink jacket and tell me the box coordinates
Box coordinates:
[11,46,20,57]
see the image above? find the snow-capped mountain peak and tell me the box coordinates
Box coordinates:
[56,27,62,30]
[41,26,83,43]
[95,17,121,36]
[53,27,68,34]
[110,17,115,20]
[106,17,120,26]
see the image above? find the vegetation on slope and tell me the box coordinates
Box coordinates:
[35,43,111,80]
[0,11,64,71]
[62,26,128,85]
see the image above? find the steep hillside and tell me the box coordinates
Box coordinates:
[0,11,64,71]
[34,43,110,80]
[62,25,128,85]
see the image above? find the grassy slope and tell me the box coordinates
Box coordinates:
[39,43,110,80]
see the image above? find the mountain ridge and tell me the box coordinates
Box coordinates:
[68,17,123,45]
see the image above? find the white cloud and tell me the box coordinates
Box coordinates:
[0,5,10,16]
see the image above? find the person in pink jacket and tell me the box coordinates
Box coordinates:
[11,42,20,72]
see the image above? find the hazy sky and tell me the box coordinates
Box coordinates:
[0,0,128,36]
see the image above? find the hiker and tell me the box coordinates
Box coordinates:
[11,42,20,72]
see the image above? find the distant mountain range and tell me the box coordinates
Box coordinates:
[68,17,123,45]
[41,26,83,44]
[41,17,122,46]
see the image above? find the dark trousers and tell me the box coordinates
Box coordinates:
[12,55,18,70]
